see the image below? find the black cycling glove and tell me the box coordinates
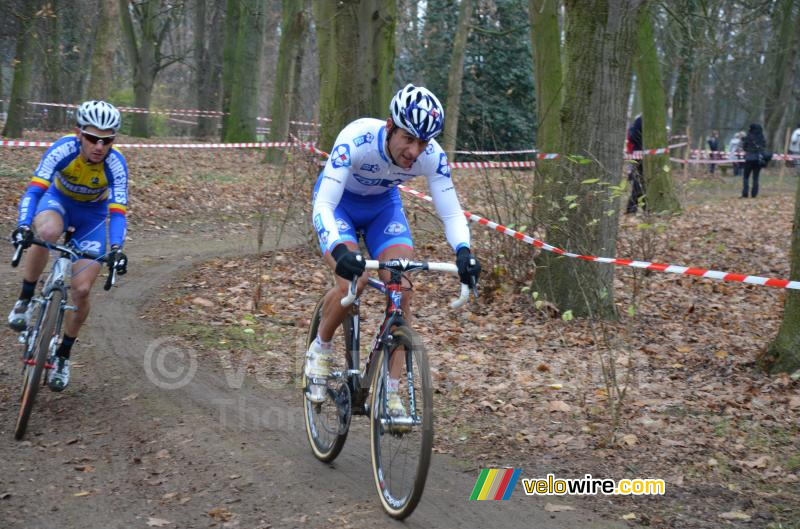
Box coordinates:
[456,247,481,286]
[331,244,366,281]
[109,245,128,275]
[11,225,33,249]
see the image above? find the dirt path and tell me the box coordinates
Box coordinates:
[0,224,623,529]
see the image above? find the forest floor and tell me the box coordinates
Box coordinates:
[0,133,798,529]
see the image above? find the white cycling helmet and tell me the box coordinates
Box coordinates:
[76,100,121,132]
[389,84,444,141]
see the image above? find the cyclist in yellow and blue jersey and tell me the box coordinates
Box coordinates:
[8,100,129,391]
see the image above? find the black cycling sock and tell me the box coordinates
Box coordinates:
[56,335,76,359]
[19,279,37,302]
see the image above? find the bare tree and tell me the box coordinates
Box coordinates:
[193,0,224,139]
[442,0,472,155]
[265,0,308,163]
[3,1,40,138]
[88,0,120,100]
[119,0,185,137]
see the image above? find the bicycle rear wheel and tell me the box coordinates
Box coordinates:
[15,291,62,440]
[369,325,433,519]
[302,295,353,462]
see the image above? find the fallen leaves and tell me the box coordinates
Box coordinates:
[146,518,172,527]
[208,506,235,522]
[718,510,751,521]
[548,400,571,413]
[544,503,575,512]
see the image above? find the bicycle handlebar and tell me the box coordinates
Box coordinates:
[340,259,472,309]
[10,237,118,290]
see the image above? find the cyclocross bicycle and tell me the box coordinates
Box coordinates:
[303,257,471,519]
[10,235,121,440]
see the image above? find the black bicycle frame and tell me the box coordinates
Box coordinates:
[345,270,408,413]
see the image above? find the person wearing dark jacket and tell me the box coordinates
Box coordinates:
[625,114,644,213]
[741,123,766,198]
[707,130,720,174]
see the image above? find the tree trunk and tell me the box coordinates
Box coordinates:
[670,0,695,137]
[223,0,267,142]
[3,2,39,138]
[194,0,224,139]
[88,0,119,100]
[265,0,308,163]
[220,0,241,140]
[41,1,65,131]
[529,0,564,231]
[442,0,472,155]
[313,0,360,152]
[532,0,642,318]
[358,0,396,118]
[763,0,799,151]
[119,0,180,137]
[634,5,680,213]
[761,175,800,375]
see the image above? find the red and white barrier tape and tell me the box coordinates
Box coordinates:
[449,160,536,169]
[23,100,319,127]
[297,142,800,291]
[397,184,800,290]
[0,139,296,149]
[452,148,539,155]
[670,155,799,165]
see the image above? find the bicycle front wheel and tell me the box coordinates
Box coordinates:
[302,295,353,462]
[15,291,62,440]
[369,325,433,519]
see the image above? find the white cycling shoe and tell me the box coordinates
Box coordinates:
[304,339,332,404]
[8,299,33,332]
[48,357,71,392]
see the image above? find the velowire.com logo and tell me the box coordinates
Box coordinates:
[469,469,522,500]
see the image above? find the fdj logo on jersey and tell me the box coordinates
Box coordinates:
[360,163,380,173]
[384,222,407,235]
[436,153,451,178]
[353,132,374,147]
[335,218,351,232]
[331,144,351,169]
[313,214,329,246]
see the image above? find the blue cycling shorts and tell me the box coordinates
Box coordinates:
[313,173,413,258]
[34,188,109,259]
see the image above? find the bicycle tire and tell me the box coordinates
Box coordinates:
[302,295,353,462]
[369,325,433,519]
[15,290,62,440]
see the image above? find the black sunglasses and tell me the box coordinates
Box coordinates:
[81,132,115,145]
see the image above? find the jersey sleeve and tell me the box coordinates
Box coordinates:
[311,128,357,254]
[17,136,74,226]
[425,150,470,253]
[105,149,129,248]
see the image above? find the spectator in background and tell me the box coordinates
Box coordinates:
[790,122,800,175]
[625,114,644,214]
[729,131,744,177]
[707,130,720,174]
[741,123,766,198]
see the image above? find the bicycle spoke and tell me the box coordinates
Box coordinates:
[303,296,353,462]
[370,326,432,519]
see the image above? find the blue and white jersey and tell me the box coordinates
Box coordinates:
[313,118,470,254]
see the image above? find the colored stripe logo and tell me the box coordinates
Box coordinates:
[470,468,521,500]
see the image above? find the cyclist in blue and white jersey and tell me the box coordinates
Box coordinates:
[305,84,482,413]
[7,100,129,391]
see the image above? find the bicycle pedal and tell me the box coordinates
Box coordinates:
[17,331,28,344]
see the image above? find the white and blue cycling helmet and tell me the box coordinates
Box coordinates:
[76,100,121,133]
[390,84,444,141]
